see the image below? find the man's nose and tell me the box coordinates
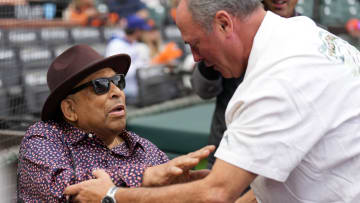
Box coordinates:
[109,82,124,98]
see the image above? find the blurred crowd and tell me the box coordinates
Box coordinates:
[0,0,359,109]
[62,0,187,105]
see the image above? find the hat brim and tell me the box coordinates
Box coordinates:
[41,53,131,121]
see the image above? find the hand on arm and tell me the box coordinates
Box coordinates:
[142,145,215,187]
[64,169,114,203]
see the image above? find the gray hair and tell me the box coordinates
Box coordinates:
[187,0,262,32]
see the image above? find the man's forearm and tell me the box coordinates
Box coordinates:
[114,159,256,203]
[64,154,256,202]
[115,178,226,203]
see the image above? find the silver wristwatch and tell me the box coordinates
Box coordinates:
[101,186,119,203]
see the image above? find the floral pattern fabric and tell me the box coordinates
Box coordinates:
[17,120,168,202]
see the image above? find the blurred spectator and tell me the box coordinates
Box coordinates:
[151,41,182,66]
[105,14,152,105]
[346,18,360,38]
[141,26,183,68]
[106,0,149,19]
[63,0,97,25]
[141,0,167,29]
[63,0,118,26]
[142,26,162,59]
[163,0,179,26]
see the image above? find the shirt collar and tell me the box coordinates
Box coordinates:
[57,120,89,144]
[119,130,145,155]
[58,120,144,154]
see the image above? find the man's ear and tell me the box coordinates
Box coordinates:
[60,98,78,122]
[214,10,233,34]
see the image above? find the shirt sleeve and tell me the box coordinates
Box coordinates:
[215,78,326,182]
[110,138,169,187]
[105,38,127,57]
[146,140,170,165]
[107,140,169,188]
[106,164,146,188]
[18,134,77,202]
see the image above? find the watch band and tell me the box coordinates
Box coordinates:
[102,186,119,203]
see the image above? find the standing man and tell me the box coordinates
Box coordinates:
[106,15,152,105]
[65,0,360,202]
[191,0,300,169]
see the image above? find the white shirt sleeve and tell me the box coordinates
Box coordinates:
[215,77,326,182]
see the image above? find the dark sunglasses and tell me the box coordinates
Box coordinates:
[69,74,126,95]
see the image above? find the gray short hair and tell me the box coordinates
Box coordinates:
[187,0,262,32]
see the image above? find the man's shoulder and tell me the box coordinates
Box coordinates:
[128,131,153,145]
[25,120,64,139]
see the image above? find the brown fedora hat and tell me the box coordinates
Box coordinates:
[41,44,131,121]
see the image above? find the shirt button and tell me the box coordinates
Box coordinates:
[88,133,93,138]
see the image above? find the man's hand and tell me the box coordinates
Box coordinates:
[142,145,215,187]
[64,169,114,203]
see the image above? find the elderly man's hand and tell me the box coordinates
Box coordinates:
[64,169,114,203]
[142,145,215,187]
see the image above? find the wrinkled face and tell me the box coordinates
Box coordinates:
[176,0,241,78]
[263,0,298,18]
[70,68,126,137]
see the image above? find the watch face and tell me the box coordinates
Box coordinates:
[102,196,115,203]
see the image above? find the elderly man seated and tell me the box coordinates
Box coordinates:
[17,44,214,202]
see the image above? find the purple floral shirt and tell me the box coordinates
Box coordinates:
[17,120,169,202]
